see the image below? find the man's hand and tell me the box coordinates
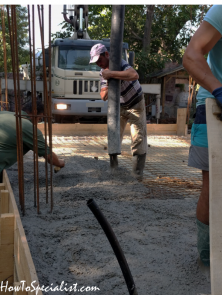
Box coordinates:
[212,87,222,120]
[58,159,65,168]
[102,69,112,80]
[100,87,108,101]
[46,152,65,168]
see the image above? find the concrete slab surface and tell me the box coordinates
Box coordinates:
[50,134,202,199]
[7,134,211,295]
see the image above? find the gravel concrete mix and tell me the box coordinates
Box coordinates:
[7,152,211,295]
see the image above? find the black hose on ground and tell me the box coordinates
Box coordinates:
[87,198,138,295]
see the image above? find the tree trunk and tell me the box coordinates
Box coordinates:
[142,5,155,53]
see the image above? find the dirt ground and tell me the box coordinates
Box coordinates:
[7,149,211,295]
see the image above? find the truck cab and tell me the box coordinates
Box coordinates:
[51,38,129,123]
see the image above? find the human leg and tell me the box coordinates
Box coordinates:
[127,98,148,156]
[196,170,210,266]
[197,170,209,225]
[125,97,148,177]
[120,109,128,143]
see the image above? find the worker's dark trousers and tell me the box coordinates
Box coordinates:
[0,170,3,183]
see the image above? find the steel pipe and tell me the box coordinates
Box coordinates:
[108,5,125,167]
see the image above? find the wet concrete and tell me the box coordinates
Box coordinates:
[7,146,210,295]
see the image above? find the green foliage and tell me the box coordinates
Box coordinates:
[51,21,74,42]
[135,51,169,83]
[0,5,30,72]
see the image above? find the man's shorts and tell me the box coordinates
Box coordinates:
[188,104,209,171]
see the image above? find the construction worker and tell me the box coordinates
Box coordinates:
[0,101,65,183]
[89,43,148,178]
[183,5,222,266]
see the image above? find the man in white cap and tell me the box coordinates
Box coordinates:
[90,43,148,178]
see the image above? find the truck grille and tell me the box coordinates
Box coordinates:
[73,80,100,95]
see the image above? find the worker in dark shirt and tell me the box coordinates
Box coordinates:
[0,101,65,182]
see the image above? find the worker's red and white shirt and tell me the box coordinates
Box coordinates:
[99,59,143,109]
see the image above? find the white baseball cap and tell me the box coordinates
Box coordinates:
[89,43,108,63]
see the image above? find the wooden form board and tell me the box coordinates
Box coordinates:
[0,171,42,295]
[38,122,186,136]
[177,108,187,136]
[206,98,222,295]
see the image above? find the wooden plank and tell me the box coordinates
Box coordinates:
[206,98,222,295]
[14,282,27,295]
[177,108,187,136]
[2,171,43,295]
[0,214,14,286]
[0,183,5,190]
[38,123,178,136]
[0,189,9,214]
[0,213,14,245]
[212,104,221,115]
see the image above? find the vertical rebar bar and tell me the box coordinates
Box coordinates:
[11,5,25,214]
[38,5,49,205]
[48,5,53,212]
[7,5,21,206]
[32,5,40,213]
[1,6,8,111]
[28,5,38,209]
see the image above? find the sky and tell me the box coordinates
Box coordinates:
[33,5,65,51]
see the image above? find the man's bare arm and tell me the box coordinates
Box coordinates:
[100,87,108,101]
[183,21,222,93]
[102,67,139,81]
[44,152,65,168]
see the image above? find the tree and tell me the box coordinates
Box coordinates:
[0,5,30,72]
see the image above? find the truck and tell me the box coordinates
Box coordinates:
[48,5,132,123]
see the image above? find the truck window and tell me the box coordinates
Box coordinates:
[58,46,101,71]
[58,46,127,71]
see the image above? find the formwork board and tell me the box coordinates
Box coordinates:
[0,172,42,295]
[206,98,222,295]
[38,123,178,136]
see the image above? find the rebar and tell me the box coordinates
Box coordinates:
[28,5,39,210]
[48,5,53,212]
[7,6,22,206]
[32,5,40,212]
[38,5,49,205]
[1,6,8,111]
[4,5,53,214]
[9,5,25,214]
